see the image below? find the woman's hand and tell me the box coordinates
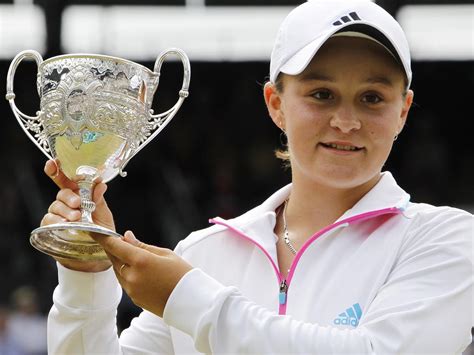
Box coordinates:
[94,231,193,317]
[40,159,115,272]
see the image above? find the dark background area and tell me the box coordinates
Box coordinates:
[0,0,473,350]
[2,59,473,328]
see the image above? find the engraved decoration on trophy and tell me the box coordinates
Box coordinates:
[6,49,191,261]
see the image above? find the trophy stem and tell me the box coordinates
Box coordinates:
[77,178,96,224]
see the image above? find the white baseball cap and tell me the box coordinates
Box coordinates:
[270,0,412,88]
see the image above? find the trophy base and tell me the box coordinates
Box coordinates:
[30,222,121,261]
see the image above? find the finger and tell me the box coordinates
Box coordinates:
[104,253,126,284]
[116,263,128,279]
[103,250,125,275]
[92,183,108,205]
[93,234,144,265]
[40,213,67,226]
[102,246,122,266]
[56,189,81,209]
[123,231,170,257]
[44,159,59,178]
[101,248,132,286]
[44,160,78,190]
[48,200,81,221]
[122,230,140,246]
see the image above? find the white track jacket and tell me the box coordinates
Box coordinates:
[48,172,473,354]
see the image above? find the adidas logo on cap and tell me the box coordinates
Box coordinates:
[333,12,361,26]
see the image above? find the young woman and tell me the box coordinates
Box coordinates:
[42,0,472,353]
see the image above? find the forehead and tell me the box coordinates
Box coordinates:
[297,37,407,86]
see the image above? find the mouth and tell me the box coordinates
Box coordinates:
[320,142,364,152]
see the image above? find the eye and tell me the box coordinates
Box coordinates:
[312,90,334,100]
[361,93,383,104]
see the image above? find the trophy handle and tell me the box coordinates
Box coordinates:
[119,48,190,177]
[6,50,53,160]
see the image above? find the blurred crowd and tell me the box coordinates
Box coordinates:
[0,286,47,355]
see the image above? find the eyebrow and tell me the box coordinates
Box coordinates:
[364,76,395,87]
[298,72,335,83]
[297,72,396,87]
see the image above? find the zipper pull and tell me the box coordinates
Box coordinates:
[279,280,288,305]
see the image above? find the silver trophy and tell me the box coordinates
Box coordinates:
[6,49,190,261]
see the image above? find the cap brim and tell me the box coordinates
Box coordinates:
[279,34,329,77]
[279,23,406,80]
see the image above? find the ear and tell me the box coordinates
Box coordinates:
[264,82,285,131]
[397,89,414,134]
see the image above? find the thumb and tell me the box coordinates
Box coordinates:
[93,182,108,203]
[44,160,78,190]
[123,231,170,256]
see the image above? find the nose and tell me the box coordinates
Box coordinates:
[329,105,361,133]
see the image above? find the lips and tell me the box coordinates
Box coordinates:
[320,142,363,152]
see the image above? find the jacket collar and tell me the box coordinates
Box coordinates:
[336,171,410,221]
[211,171,410,246]
[256,171,410,219]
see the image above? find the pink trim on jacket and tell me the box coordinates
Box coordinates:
[210,206,403,315]
[209,218,283,284]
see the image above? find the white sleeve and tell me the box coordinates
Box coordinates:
[48,263,174,354]
[362,210,473,353]
[163,269,374,354]
[163,212,473,354]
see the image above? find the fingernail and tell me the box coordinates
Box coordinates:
[44,161,54,175]
[124,231,139,244]
[47,163,59,178]
[126,231,137,240]
[52,160,60,178]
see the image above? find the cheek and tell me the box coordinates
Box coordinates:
[365,113,399,165]
[287,110,327,154]
[366,106,401,142]
[285,101,327,135]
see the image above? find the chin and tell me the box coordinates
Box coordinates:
[311,166,380,190]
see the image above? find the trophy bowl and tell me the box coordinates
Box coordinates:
[6,49,191,261]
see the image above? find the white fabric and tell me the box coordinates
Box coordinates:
[270,0,412,87]
[48,172,473,354]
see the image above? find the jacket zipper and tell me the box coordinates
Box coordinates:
[210,206,403,315]
[279,279,288,305]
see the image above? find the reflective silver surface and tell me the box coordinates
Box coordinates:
[6,49,191,260]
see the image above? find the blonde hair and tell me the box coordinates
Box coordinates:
[275,147,291,168]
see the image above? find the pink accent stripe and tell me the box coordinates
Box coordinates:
[286,207,402,286]
[209,218,283,283]
[210,207,403,315]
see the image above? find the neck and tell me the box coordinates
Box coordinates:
[284,173,382,244]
